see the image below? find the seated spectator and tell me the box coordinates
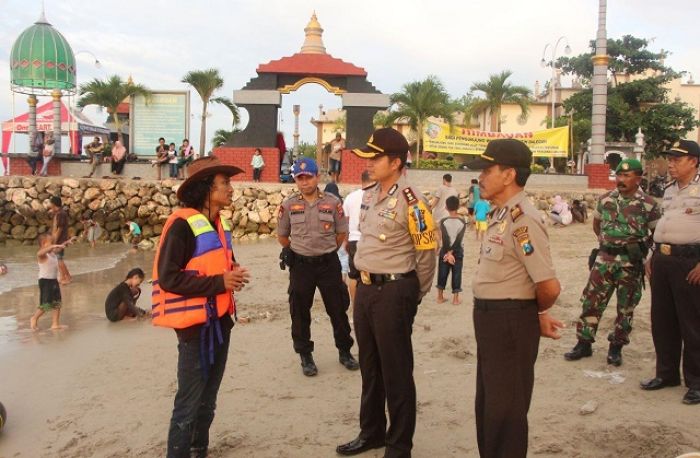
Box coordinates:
[549,195,573,226]
[571,199,588,223]
[111,141,127,175]
[104,268,148,322]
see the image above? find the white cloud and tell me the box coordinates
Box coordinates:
[2,0,698,153]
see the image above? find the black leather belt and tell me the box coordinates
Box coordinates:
[600,245,628,255]
[655,243,700,258]
[474,298,537,311]
[360,270,416,286]
[600,242,645,256]
[295,252,336,264]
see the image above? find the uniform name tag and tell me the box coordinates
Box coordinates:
[379,209,397,220]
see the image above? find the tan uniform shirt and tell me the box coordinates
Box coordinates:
[473,191,556,299]
[278,190,348,256]
[354,176,437,298]
[654,173,700,244]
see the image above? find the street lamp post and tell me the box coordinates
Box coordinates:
[74,50,102,69]
[541,36,571,171]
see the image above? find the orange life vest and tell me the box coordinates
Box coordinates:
[151,208,235,329]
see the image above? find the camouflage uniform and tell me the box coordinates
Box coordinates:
[576,189,662,345]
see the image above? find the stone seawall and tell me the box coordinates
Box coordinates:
[0,176,604,246]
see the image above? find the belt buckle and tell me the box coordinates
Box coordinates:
[660,244,671,256]
[360,271,371,285]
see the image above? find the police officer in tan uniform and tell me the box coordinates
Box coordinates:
[336,128,436,458]
[641,139,700,405]
[278,157,358,377]
[468,139,564,458]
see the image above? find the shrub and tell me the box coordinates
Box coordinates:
[416,159,458,170]
[530,163,545,174]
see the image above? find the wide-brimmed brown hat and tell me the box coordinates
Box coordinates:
[176,156,243,200]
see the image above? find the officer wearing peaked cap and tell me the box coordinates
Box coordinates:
[468,138,564,458]
[337,128,437,458]
[277,157,358,377]
[642,139,700,405]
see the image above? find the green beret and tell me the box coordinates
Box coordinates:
[615,158,643,174]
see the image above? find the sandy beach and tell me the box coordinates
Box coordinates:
[1,221,699,457]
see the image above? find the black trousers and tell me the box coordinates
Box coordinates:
[288,253,353,354]
[167,327,231,458]
[354,276,419,458]
[473,300,540,458]
[651,252,700,389]
[111,157,126,174]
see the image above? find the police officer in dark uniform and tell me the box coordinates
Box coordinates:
[642,139,700,405]
[336,128,437,458]
[468,139,564,458]
[277,157,358,376]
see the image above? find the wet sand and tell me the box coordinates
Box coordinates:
[0,224,699,457]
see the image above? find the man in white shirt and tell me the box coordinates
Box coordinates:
[343,170,374,302]
[431,173,459,224]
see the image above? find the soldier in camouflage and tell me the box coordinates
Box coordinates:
[565,158,662,366]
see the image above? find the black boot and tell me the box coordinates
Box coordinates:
[300,353,318,376]
[607,343,623,366]
[564,341,592,361]
[339,350,360,371]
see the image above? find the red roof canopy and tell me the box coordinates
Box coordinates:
[257,53,367,77]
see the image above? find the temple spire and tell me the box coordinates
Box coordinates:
[300,12,326,54]
[37,0,49,24]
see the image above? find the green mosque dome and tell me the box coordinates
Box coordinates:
[10,11,76,95]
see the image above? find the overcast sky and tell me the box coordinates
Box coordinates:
[2,0,699,153]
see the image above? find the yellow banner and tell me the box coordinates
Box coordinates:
[423,123,569,158]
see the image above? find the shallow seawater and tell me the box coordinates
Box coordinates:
[0,242,150,350]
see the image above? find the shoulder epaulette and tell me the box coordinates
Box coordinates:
[663,180,676,191]
[402,187,418,205]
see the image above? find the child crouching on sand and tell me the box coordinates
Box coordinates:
[30,233,76,331]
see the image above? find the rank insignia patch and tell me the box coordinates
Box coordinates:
[513,226,534,256]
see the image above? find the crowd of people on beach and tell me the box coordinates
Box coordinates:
[11,129,700,458]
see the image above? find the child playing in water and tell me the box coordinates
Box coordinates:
[30,233,76,331]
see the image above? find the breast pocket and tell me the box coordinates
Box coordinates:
[290,213,307,235]
[481,243,504,262]
[319,212,335,233]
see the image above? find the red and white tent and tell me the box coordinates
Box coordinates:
[2,100,110,155]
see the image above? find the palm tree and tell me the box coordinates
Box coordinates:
[78,75,151,144]
[212,128,241,148]
[466,70,531,132]
[182,69,225,156]
[383,76,456,167]
[211,96,240,127]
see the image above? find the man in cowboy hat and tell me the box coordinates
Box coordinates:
[153,156,251,458]
[642,139,700,405]
[337,128,436,458]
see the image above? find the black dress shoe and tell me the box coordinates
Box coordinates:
[607,344,623,367]
[639,377,681,391]
[336,436,384,456]
[564,341,592,361]
[300,353,318,377]
[339,350,360,371]
[682,389,700,405]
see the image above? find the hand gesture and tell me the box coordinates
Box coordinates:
[687,262,700,286]
[539,311,565,339]
[223,266,250,292]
